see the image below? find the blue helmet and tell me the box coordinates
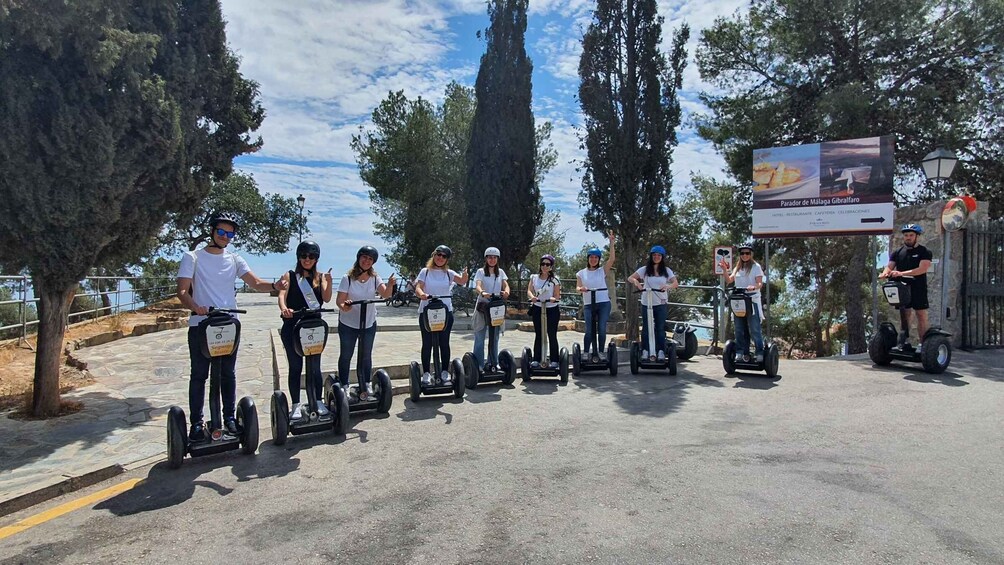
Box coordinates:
[650,245,666,255]
[901,223,923,235]
[587,248,603,258]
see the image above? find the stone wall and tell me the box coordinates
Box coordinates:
[889,200,989,347]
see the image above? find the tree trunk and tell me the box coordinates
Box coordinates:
[32,280,75,417]
[844,236,869,353]
[621,241,638,341]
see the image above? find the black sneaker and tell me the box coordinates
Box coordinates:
[224,417,239,435]
[189,421,206,442]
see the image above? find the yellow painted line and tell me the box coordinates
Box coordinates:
[0,478,143,541]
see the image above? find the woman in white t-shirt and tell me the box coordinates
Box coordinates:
[414,245,470,385]
[627,245,679,360]
[575,230,616,360]
[527,254,561,368]
[719,242,766,362]
[472,246,510,372]
[335,246,395,402]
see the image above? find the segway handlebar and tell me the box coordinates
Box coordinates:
[292,307,336,315]
[341,298,385,306]
[199,307,248,315]
[530,297,558,305]
[422,294,453,300]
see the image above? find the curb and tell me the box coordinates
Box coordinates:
[0,463,124,518]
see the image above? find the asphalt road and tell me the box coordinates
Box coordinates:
[1,352,1002,565]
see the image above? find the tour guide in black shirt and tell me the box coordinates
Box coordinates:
[880,223,934,347]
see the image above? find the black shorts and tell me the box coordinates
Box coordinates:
[907,286,929,310]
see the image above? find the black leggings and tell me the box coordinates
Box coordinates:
[280,319,323,404]
[530,305,560,363]
[420,310,454,373]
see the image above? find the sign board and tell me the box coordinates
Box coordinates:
[752,136,895,238]
[713,246,733,275]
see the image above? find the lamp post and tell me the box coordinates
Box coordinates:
[921,148,957,327]
[296,193,305,243]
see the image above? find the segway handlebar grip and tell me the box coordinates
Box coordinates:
[202,307,247,314]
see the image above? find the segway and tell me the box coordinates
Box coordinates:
[520,297,570,383]
[868,276,952,374]
[270,307,350,446]
[339,298,395,414]
[722,288,780,377]
[630,286,677,375]
[463,294,516,388]
[571,288,617,376]
[409,296,465,402]
[167,307,259,469]
[671,322,699,361]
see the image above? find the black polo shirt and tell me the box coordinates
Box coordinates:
[890,244,933,292]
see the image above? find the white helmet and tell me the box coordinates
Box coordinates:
[484,246,501,257]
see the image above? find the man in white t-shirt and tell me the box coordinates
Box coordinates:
[176,212,289,441]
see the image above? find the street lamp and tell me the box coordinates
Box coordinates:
[921,147,958,199]
[296,193,305,242]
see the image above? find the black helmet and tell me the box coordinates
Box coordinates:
[433,245,452,259]
[208,211,240,230]
[296,240,320,259]
[357,245,379,262]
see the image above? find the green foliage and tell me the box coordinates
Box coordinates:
[157,172,305,255]
[132,258,180,305]
[464,0,542,272]
[0,284,37,339]
[526,210,568,271]
[0,0,264,415]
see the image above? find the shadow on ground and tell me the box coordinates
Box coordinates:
[573,368,724,418]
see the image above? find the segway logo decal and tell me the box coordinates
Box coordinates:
[489,305,505,327]
[883,286,901,305]
[427,307,447,332]
[299,327,325,356]
[730,299,748,317]
[206,325,238,357]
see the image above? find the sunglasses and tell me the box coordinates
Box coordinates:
[540,262,553,267]
[739,251,752,256]
[298,253,319,261]
[215,228,236,238]
[434,253,448,258]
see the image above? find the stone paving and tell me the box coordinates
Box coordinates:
[0,295,599,514]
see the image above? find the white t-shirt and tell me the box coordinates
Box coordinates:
[530,274,559,308]
[417,268,458,313]
[337,274,383,329]
[576,268,610,304]
[734,262,766,312]
[633,266,675,306]
[474,268,507,303]
[178,248,251,327]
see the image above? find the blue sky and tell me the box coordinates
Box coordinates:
[215,0,745,280]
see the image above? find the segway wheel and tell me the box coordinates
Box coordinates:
[237,396,258,455]
[270,391,289,446]
[921,335,952,374]
[167,406,186,469]
[499,350,516,385]
[723,340,736,375]
[630,342,640,375]
[375,369,393,414]
[451,358,466,399]
[559,348,569,384]
[868,332,893,366]
[572,343,581,376]
[681,331,699,361]
[765,343,780,378]
[463,352,479,390]
[667,343,677,376]
[607,342,618,376]
[521,347,532,381]
[409,361,422,403]
[331,384,350,435]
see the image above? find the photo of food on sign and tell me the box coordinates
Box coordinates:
[751,143,820,201]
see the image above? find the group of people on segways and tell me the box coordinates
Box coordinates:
[869,224,952,373]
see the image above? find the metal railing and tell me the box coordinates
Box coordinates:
[0,275,176,341]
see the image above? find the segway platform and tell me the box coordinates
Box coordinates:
[630,341,678,375]
[868,321,952,374]
[520,346,569,383]
[571,342,618,376]
[409,361,465,401]
[464,351,517,388]
[722,340,780,377]
[345,369,395,413]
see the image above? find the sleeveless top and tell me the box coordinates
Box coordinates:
[284,269,324,317]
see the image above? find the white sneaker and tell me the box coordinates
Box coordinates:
[657,350,666,361]
[316,400,330,417]
[440,370,452,385]
[550,361,559,369]
[289,402,304,421]
[341,384,352,397]
[531,361,540,368]
[421,372,433,386]
[641,350,649,359]
[362,383,375,400]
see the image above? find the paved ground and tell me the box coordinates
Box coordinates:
[0,344,1001,564]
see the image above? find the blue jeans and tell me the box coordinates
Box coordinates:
[583,300,611,354]
[640,303,668,354]
[338,322,377,387]
[188,327,237,426]
[473,324,502,369]
[734,303,764,356]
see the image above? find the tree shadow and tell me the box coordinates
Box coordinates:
[395,397,461,424]
[464,385,507,404]
[904,372,968,387]
[0,390,156,474]
[572,369,722,418]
